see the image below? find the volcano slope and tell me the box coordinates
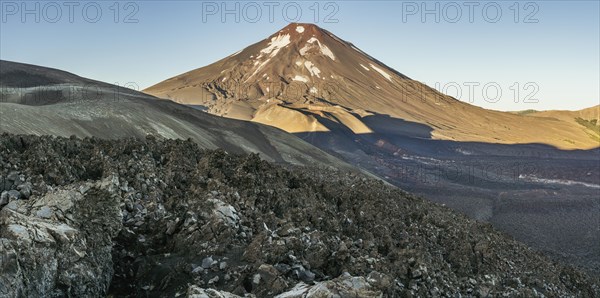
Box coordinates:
[0,60,360,172]
[0,134,598,297]
[144,23,598,150]
[145,23,600,274]
[526,105,600,141]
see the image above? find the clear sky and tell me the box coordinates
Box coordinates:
[1,0,598,111]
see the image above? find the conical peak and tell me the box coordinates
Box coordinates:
[275,23,328,41]
[282,23,323,32]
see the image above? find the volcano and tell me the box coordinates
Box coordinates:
[145,23,599,149]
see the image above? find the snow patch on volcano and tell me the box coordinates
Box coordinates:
[360,64,370,71]
[247,60,269,81]
[260,34,291,57]
[299,43,312,56]
[246,34,291,81]
[320,45,335,60]
[293,75,309,83]
[369,64,392,82]
[296,26,305,33]
[304,61,321,78]
[300,37,336,60]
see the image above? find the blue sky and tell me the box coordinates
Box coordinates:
[1,0,598,111]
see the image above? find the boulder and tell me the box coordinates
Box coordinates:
[0,176,122,297]
[275,273,382,298]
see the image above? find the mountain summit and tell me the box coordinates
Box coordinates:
[234,22,408,85]
[144,22,431,135]
[145,23,599,149]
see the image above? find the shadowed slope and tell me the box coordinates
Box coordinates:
[0,60,361,172]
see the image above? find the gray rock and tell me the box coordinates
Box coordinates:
[3,200,20,212]
[208,275,219,285]
[219,261,227,270]
[411,269,422,279]
[252,273,261,286]
[274,274,382,298]
[0,191,8,206]
[125,200,134,212]
[17,183,32,199]
[6,171,19,184]
[78,184,90,194]
[7,189,21,201]
[201,256,214,269]
[0,176,122,297]
[134,203,144,212]
[191,266,204,274]
[275,263,291,274]
[186,285,240,298]
[366,271,392,288]
[299,269,315,283]
[209,199,240,227]
[165,218,180,235]
[292,265,315,283]
[3,179,12,192]
[35,206,53,219]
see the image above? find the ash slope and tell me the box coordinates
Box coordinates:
[526,105,600,141]
[0,60,357,171]
[144,23,599,150]
[0,134,598,297]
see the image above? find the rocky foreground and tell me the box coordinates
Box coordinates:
[0,134,598,297]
